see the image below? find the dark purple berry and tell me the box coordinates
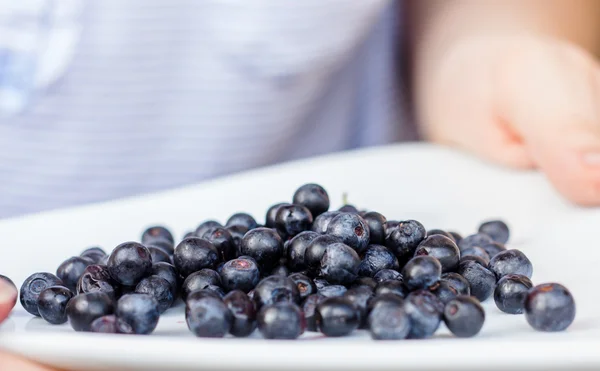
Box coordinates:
[444,296,485,338]
[525,283,575,332]
[20,272,63,316]
[37,286,73,325]
[56,256,91,292]
[478,220,510,244]
[108,242,152,286]
[293,183,330,217]
[494,274,533,314]
[173,237,220,278]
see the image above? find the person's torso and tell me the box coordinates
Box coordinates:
[0,0,411,218]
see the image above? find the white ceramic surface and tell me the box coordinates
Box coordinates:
[0,143,598,371]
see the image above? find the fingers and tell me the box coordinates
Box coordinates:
[0,282,59,370]
[0,279,17,321]
[0,351,58,371]
[495,42,600,205]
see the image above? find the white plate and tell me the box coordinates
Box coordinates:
[1,143,599,371]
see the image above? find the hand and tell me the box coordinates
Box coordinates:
[419,35,600,205]
[0,280,55,370]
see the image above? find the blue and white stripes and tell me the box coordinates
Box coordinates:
[0,0,408,218]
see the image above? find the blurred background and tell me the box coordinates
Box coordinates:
[0,0,599,219]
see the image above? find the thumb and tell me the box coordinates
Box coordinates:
[0,277,17,321]
[496,43,600,205]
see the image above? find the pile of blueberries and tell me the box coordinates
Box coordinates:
[1,183,576,340]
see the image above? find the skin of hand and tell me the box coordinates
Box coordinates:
[409,0,600,206]
[0,280,58,371]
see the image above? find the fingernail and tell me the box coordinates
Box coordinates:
[582,152,600,166]
[0,279,17,305]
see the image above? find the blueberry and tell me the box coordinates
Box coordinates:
[81,247,107,264]
[384,220,400,238]
[20,272,63,316]
[427,229,454,241]
[77,265,118,299]
[373,269,403,283]
[185,293,233,338]
[494,274,533,314]
[315,297,359,337]
[173,237,220,278]
[366,292,405,315]
[374,280,408,298]
[81,246,106,256]
[319,242,360,285]
[56,256,91,292]
[275,204,313,239]
[135,275,174,313]
[37,286,73,325]
[460,255,489,267]
[478,219,510,244]
[326,213,370,254]
[457,233,493,253]
[385,220,426,264]
[480,242,507,259]
[90,315,134,334]
[146,246,171,264]
[150,262,179,297]
[404,290,444,339]
[195,220,222,238]
[226,225,247,252]
[357,245,399,278]
[311,211,341,234]
[183,231,195,239]
[444,296,485,338]
[402,256,442,291]
[368,299,410,340]
[313,277,330,291]
[66,292,114,332]
[338,204,359,213]
[182,269,222,300]
[488,249,533,280]
[441,272,470,296]
[318,285,347,298]
[339,288,371,330]
[302,293,327,331]
[457,260,496,301]
[362,212,387,245]
[461,246,491,266]
[239,228,283,271]
[270,265,289,276]
[222,290,257,337]
[525,283,576,332]
[257,302,304,339]
[429,280,458,304]
[226,212,258,231]
[265,203,291,229]
[350,276,378,290]
[117,293,160,335]
[0,275,17,309]
[108,242,152,286]
[286,231,320,272]
[304,235,340,276]
[203,227,235,262]
[145,239,174,256]
[288,273,316,300]
[449,232,463,244]
[253,275,300,309]
[142,225,174,245]
[203,284,226,298]
[293,183,330,217]
[414,235,460,273]
[187,289,223,302]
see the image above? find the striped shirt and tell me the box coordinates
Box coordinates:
[0,0,413,219]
